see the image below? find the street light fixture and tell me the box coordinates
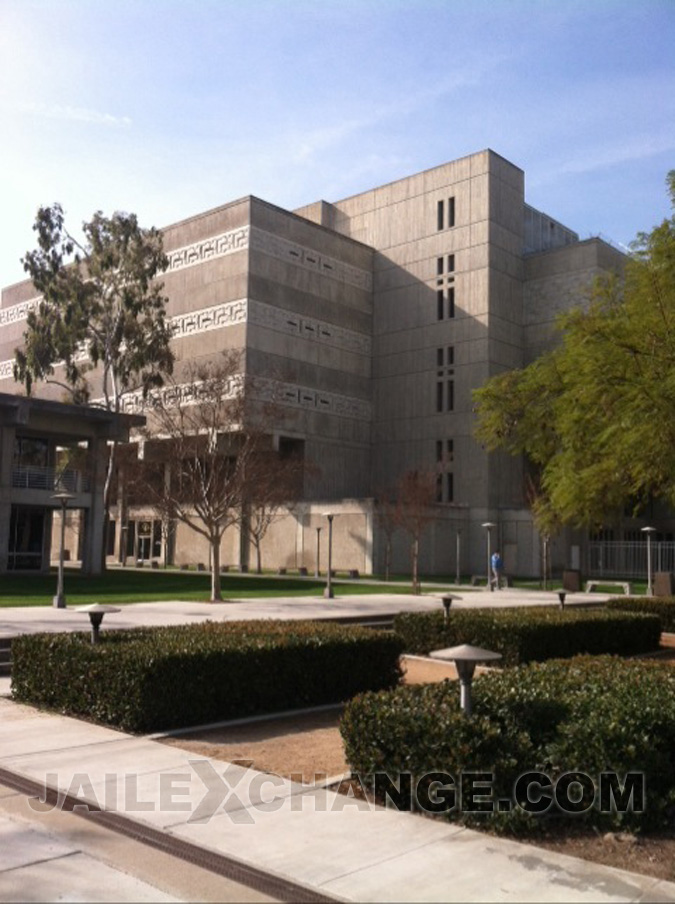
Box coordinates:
[51,491,75,608]
[429,643,502,716]
[323,512,334,599]
[481,522,497,592]
[315,526,322,578]
[641,526,656,596]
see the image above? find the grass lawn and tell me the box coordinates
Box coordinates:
[0,568,425,607]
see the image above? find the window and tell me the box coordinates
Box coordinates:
[435,438,455,502]
[436,382,443,413]
[436,348,444,370]
[447,346,454,368]
[437,256,444,276]
[437,197,456,229]
[437,290,444,321]
[448,254,455,272]
[447,286,455,319]
[447,380,454,412]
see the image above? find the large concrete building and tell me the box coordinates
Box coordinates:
[0,150,625,577]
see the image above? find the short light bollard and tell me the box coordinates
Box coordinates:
[76,604,121,644]
[441,595,456,620]
[429,644,502,716]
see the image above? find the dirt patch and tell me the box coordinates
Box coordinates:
[161,707,348,784]
[158,653,675,883]
[160,657,458,783]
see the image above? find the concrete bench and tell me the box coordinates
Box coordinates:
[585,580,632,595]
[348,569,360,579]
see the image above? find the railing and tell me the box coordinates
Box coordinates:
[587,541,675,578]
[11,466,89,493]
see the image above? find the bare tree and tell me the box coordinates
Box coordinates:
[243,446,305,573]
[393,470,438,594]
[132,351,305,600]
[131,353,253,600]
[374,488,399,581]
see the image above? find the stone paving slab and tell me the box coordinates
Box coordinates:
[0,813,179,902]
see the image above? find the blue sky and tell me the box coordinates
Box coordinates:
[1,0,673,288]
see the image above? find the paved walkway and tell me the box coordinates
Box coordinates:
[3,586,669,903]
[0,692,673,903]
[0,585,610,640]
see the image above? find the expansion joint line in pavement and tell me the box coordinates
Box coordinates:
[0,766,337,904]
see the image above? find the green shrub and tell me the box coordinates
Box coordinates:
[341,656,675,833]
[11,620,404,733]
[606,596,675,632]
[394,608,660,665]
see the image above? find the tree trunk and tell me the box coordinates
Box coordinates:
[100,440,118,573]
[385,537,391,581]
[255,539,262,574]
[210,534,222,601]
[411,537,420,595]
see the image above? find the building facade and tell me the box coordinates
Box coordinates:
[0,150,625,576]
[0,393,142,574]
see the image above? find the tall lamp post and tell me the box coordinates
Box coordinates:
[455,529,462,586]
[51,491,75,608]
[315,526,322,578]
[481,522,496,592]
[642,526,656,596]
[323,512,334,599]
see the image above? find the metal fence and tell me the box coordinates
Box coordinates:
[587,541,675,578]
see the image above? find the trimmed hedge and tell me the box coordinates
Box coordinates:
[394,608,661,665]
[606,596,675,632]
[11,620,404,733]
[341,656,675,833]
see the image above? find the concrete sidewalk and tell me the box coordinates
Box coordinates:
[1,693,673,903]
[0,585,610,640]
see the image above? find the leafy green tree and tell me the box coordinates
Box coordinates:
[15,203,175,556]
[474,170,675,529]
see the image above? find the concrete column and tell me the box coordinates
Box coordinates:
[0,501,11,572]
[0,425,15,489]
[82,436,108,575]
[0,426,16,573]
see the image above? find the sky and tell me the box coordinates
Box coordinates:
[0,0,673,288]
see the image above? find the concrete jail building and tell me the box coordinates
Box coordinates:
[0,149,624,577]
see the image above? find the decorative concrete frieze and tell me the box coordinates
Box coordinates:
[170,298,248,338]
[0,296,40,328]
[165,226,250,273]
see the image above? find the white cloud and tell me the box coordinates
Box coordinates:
[14,101,132,128]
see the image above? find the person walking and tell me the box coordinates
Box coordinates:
[491,550,504,590]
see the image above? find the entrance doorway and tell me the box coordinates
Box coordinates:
[126,519,162,562]
[8,505,46,570]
